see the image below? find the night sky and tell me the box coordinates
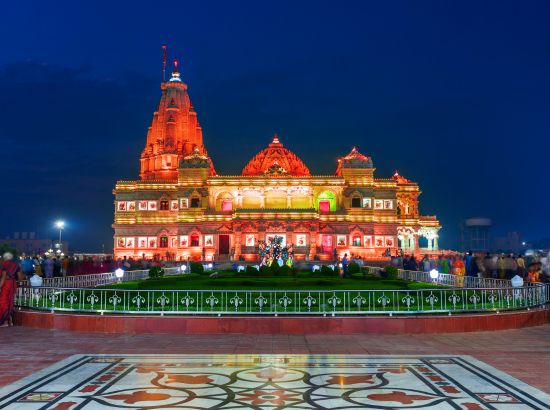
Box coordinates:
[1,0,549,252]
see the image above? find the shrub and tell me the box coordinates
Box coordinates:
[321,265,336,276]
[278,265,294,276]
[148,266,165,279]
[381,265,398,279]
[259,265,271,276]
[348,262,360,274]
[245,265,259,275]
[190,261,204,274]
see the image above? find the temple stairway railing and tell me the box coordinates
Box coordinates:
[18,267,181,289]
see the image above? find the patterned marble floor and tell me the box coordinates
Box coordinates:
[0,355,548,409]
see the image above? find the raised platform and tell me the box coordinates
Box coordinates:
[15,307,549,334]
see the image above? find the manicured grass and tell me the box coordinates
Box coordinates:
[100,272,443,291]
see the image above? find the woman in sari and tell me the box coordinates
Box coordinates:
[0,252,22,327]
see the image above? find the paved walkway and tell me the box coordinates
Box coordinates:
[1,324,549,395]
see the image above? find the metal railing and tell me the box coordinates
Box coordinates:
[15,284,546,316]
[19,267,180,288]
[395,269,511,288]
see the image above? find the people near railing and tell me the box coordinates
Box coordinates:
[437,255,450,274]
[526,263,541,284]
[0,252,24,327]
[403,255,418,271]
[421,255,431,273]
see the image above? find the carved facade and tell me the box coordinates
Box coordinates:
[113,65,441,260]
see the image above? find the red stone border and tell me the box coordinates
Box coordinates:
[14,308,549,334]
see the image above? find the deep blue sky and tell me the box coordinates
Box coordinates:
[1,0,549,252]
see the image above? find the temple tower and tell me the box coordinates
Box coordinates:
[140,60,212,180]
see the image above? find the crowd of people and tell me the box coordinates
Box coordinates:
[388,251,550,283]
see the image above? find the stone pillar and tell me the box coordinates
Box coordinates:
[286,194,291,208]
[234,231,242,260]
[309,231,318,260]
[260,194,265,208]
[433,237,439,250]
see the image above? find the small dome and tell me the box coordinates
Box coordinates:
[335,147,373,175]
[241,135,310,177]
[393,170,412,184]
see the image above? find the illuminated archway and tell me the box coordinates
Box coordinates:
[316,191,336,212]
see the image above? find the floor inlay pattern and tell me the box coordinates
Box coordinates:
[0,354,548,409]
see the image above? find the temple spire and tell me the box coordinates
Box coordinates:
[170,59,181,82]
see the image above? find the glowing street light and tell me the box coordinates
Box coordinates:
[430,269,439,281]
[55,220,65,250]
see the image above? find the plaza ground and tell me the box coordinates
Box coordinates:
[1,324,549,395]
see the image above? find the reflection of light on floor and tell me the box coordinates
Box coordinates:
[1,355,548,409]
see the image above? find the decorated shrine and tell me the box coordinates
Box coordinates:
[113,62,441,261]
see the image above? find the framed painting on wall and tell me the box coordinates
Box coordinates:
[117,237,126,248]
[336,235,347,247]
[204,235,214,247]
[170,236,178,248]
[148,201,157,211]
[127,201,136,211]
[296,234,306,247]
[125,237,135,248]
[363,235,373,247]
[179,235,188,247]
[375,236,385,247]
[138,237,147,248]
[148,237,157,248]
[245,234,255,247]
[138,201,148,211]
[374,200,383,210]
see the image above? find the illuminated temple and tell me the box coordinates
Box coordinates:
[113,63,441,261]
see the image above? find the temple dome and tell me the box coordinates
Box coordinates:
[393,170,412,184]
[241,135,310,177]
[335,147,373,176]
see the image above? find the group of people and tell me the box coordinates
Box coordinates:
[389,251,550,283]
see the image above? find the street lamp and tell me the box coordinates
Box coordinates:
[55,220,65,250]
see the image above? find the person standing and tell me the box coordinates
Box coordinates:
[44,257,54,278]
[20,256,35,280]
[61,256,69,277]
[516,254,526,278]
[0,253,23,327]
[421,255,431,273]
[342,253,349,278]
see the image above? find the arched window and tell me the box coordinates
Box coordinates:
[159,236,169,248]
[317,191,336,212]
[351,196,362,208]
[352,235,361,246]
[190,197,200,208]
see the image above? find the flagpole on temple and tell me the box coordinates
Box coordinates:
[162,45,167,82]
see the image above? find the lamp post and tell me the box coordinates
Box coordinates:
[55,220,65,251]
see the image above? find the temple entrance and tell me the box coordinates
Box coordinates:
[219,235,230,255]
[321,235,333,253]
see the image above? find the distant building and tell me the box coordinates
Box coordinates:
[493,231,523,253]
[0,232,69,255]
[460,218,491,252]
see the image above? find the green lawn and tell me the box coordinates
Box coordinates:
[100,272,442,291]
